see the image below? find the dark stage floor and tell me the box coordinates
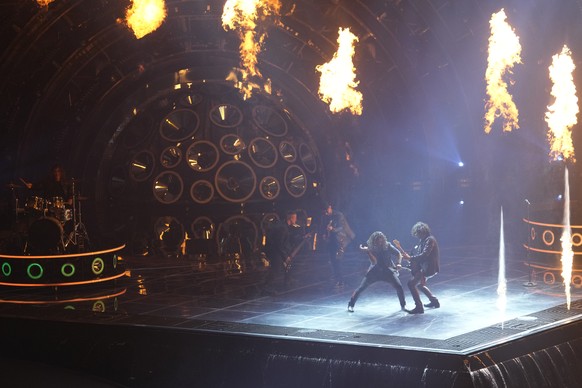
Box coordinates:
[1,244,582,386]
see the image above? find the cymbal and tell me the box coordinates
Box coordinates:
[5,183,23,189]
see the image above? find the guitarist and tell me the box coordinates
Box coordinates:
[347,231,407,312]
[395,222,440,314]
[320,203,355,287]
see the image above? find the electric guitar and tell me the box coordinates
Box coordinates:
[284,233,312,272]
[392,239,418,274]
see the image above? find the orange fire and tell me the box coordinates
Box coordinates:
[545,45,578,162]
[222,0,282,99]
[484,9,522,134]
[36,0,54,6]
[124,0,167,39]
[316,27,363,115]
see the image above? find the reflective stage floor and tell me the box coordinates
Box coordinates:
[1,245,582,387]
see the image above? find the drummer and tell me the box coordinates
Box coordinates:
[21,164,72,209]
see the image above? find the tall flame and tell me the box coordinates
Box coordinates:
[36,0,55,6]
[316,27,363,115]
[545,45,578,162]
[222,0,281,99]
[125,0,167,39]
[484,9,522,134]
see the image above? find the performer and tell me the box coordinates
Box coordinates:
[398,222,440,314]
[348,231,407,312]
[261,211,296,294]
[21,164,71,203]
[320,203,355,287]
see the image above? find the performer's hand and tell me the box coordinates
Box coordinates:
[396,263,402,270]
[359,244,368,252]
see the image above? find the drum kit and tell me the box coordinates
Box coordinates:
[5,179,90,254]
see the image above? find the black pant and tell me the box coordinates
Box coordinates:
[349,269,406,309]
[407,271,437,308]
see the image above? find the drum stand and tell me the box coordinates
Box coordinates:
[64,182,91,252]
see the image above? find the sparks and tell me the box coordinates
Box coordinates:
[546,45,578,162]
[222,0,281,99]
[561,168,574,309]
[125,0,167,39]
[484,9,522,134]
[316,27,363,115]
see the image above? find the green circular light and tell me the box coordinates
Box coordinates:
[27,263,44,280]
[92,300,105,312]
[61,263,75,277]
[1,262,12,277]
[92,257,105,275]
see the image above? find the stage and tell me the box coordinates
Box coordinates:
[0,244,581,387]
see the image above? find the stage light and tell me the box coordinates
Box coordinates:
[458,161,464,167]
[557,194,563,201]
[459,200,464,205]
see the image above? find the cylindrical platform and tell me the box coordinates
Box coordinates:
[0,245,128,287]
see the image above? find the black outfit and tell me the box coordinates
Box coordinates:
[320,210,354,285]
[407,235,440,312]
[262,219,291,293]
[32,179,71,202]
[348,243,406,310]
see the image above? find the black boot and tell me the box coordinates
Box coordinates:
[406,306,424,314]
[347,301,355,312]
[424,298,440,308]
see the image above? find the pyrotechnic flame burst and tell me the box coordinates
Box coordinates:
[546,45,578,162]
[222,0,281,99]
[316,28,363,115]
[124,0,167,39]
[36,0,54,6]
[484,9,522,134]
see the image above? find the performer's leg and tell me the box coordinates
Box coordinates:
[419,281,440,308]
[407,273,424,314]
[330,248,344,286]
[348,276,372,311]
[387,272,407,310]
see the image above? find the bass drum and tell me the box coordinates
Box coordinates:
[27,217,64,255]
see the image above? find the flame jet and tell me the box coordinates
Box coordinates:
[546,45,578,162]
[124,0,167,39]
[484,9,522,134]
[222,0,282,99]
[316,27,363,115]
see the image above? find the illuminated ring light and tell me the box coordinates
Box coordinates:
[1,262,12,276]
[259,176,280,200]
[191,216,215,239]
[284,165,307,198]
[216,215,258,251]
[159,108,200,141]
[299,143,317,174]
[571,233,582,247]
[248,137,278,168]
[92,257,105,275]
[129,150,156,182]
[27,263,44,280]
[530,227,536,241]
[108,165,127,197]
[279,141,296,163]
[209,104,243,128]
[252,105,288,137]
[92,300,106,313]
[542,230,555,246]
[543,272,555,285]
[186,141,220,172]
[61,263,76,277]
[152,171,184,204]
[215,161,257,203]
[160,146,182,168]
[572,275,582,288]
[190,180,214,204]
[220,134,245,155]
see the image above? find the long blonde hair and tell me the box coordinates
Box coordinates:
[366,231,389,252]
